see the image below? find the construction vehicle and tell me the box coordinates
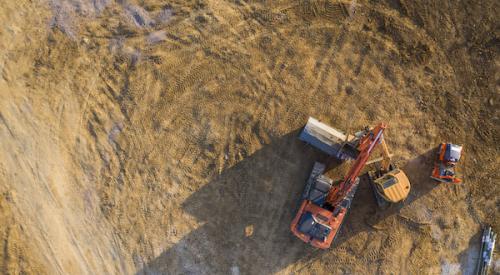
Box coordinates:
[291,117,411,249]
[299,117,362,161]
[477,226,496,275]
[431,143,462,183]
[366,136,411,209]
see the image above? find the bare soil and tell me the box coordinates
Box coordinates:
[0,0,498,274]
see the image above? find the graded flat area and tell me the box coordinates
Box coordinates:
[0,0,498,274]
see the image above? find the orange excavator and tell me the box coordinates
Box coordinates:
[291,118,410,249]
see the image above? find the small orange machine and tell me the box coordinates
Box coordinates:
[431,143,463,184]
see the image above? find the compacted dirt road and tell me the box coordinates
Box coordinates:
[0,0,498,274]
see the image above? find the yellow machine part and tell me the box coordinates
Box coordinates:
[374,169,410,203]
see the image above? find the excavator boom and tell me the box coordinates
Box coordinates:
[379,138,392,172]
[326,124,386,206]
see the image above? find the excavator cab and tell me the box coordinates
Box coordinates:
[292,162,337,246]
[297,212,332,242]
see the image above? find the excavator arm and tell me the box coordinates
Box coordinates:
[379,138,392,172]
[325,123,387,206]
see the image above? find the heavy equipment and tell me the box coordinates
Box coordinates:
[431,143,462,184]
[291,117,411,249]
[476,226,496,275]
[299,117,362,161]
[366,135,411,209]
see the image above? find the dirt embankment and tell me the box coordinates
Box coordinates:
[0,0,498,274]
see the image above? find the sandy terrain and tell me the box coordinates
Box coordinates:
[0,0,498,274]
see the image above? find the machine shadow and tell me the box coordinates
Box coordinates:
[138,130,332,274]
[138,136,439,274]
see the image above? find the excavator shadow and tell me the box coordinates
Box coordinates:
[137,130,338,274]
[137,136,439,274]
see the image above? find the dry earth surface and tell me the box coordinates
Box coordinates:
[0,0,498,274]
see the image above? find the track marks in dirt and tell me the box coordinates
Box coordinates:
[0,199,48,274]
[364,3,441,66]
[293,0,349,22]
[10,0,495,274]
[311,26,348,95]
[0,112,15,138]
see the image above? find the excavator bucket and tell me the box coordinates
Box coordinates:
[299,117,358,160]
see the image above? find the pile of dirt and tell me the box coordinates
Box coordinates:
[0,0,498,274]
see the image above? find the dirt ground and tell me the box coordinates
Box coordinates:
[0,0,498,274]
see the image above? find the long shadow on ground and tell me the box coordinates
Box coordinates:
[138,132,439,274]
